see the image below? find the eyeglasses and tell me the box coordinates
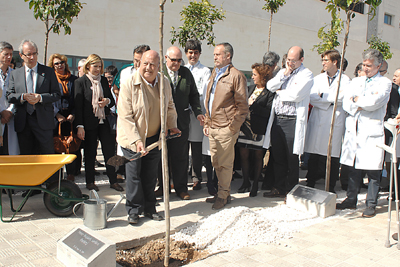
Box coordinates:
[21,52,38,58]
[167,55,182,63]
[54,61,65,66]
[321,59,331,62]
[286,58,299,64]
[379,69,387,73]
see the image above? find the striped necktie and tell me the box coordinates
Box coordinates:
[26,69,35,115]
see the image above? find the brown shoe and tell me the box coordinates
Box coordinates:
[67,174,75,181]
[179,192,190,200]
[212,197,228,210]
[263,188,286,198]
[86,183,99,191]
[206,195,231,204]
[110,183,124,192]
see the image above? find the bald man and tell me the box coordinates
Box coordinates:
[263,46,314,198]
[117,50,180,224]
[163,46,202,200]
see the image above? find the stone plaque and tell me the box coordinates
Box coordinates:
[286,184,337,218]
[62,228,105,259]
[57,226,115,267]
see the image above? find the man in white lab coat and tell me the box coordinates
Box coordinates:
[336,49,391,218]
[304,49,350,193]
[263,46,313,197]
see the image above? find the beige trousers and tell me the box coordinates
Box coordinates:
[209,126,239,199]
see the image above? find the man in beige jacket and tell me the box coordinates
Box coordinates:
[203,43,249,210]
[117,50,180,224]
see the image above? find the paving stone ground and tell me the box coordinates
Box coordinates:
[1,150,399,266]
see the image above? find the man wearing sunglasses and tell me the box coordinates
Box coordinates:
[162,46,202,201]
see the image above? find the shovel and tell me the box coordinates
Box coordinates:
[107,133,180,170]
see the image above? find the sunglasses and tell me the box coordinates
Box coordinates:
[54,61,65,66]
[167,55,182,63]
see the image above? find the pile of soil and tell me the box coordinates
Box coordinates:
[116,239,209,267]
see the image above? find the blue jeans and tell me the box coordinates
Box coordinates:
[346,166,381,208]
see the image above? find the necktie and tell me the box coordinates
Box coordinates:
[172,74,177,89]
[26,69,35,115]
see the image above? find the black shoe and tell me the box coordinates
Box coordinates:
[145,212,164,221]
[306,182,315,188]
[86,183,99,191]
[110,183,124,192]
[128,214,139,224]
[261,183,272,191]
[393,233,398,241]
[362,207,376,218]
[193,181,202,190]
[94,171,101,176]
[206,195,231,204]
[237,182,251,193]
[22,190,41,197]
[250,183,258,197]
[95,160,105,167]
[263,188,286,198]
[336,199,356,210]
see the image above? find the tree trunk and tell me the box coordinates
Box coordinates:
[325,11,352,192]
[44,18,49,64]
[159,1,170,266]
[268,12,273,52]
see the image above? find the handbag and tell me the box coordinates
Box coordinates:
[240,115,261,141]
[53,121,82,154]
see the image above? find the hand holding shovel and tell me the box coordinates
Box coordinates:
[107,132,181,170]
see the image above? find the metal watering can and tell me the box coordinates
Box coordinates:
[73,190,125,230]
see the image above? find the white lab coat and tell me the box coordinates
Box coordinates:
[185,61,211,142]
[0,67,19,155]
[304,72,350,157]
[263,64,314,155]
[340,74,391,170]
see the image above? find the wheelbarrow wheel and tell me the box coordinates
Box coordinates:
[43,180,82,217]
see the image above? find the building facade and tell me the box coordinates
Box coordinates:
[1,0,399,77]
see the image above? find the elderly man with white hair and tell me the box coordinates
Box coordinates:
[337,49,392,218]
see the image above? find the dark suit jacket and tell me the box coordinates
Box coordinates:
[74,75,115,131]
[248,84,275,134]
[7,63,61,132]
[164,65,201,131]
[385,83,399,121]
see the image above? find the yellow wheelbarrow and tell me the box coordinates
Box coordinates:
[0,154,88,222]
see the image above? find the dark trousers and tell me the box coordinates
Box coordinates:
[123,134,160,216]
[190,141,203,182]
[205,155,218,195]
[17,112,56,183]
[346,166,381,208]
[18,112,54,155]
[167,128,189,195]
[0,124,8,155]
[84,123,116,185]
[306,153,339,192]
[270,116,298,193]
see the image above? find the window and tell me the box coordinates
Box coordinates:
[384,13,392,25]
[349,2,364,14]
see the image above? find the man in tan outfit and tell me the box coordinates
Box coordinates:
[203,42,249,210]
[117,50,180,224]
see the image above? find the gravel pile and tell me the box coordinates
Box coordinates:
[173,205,325,253]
